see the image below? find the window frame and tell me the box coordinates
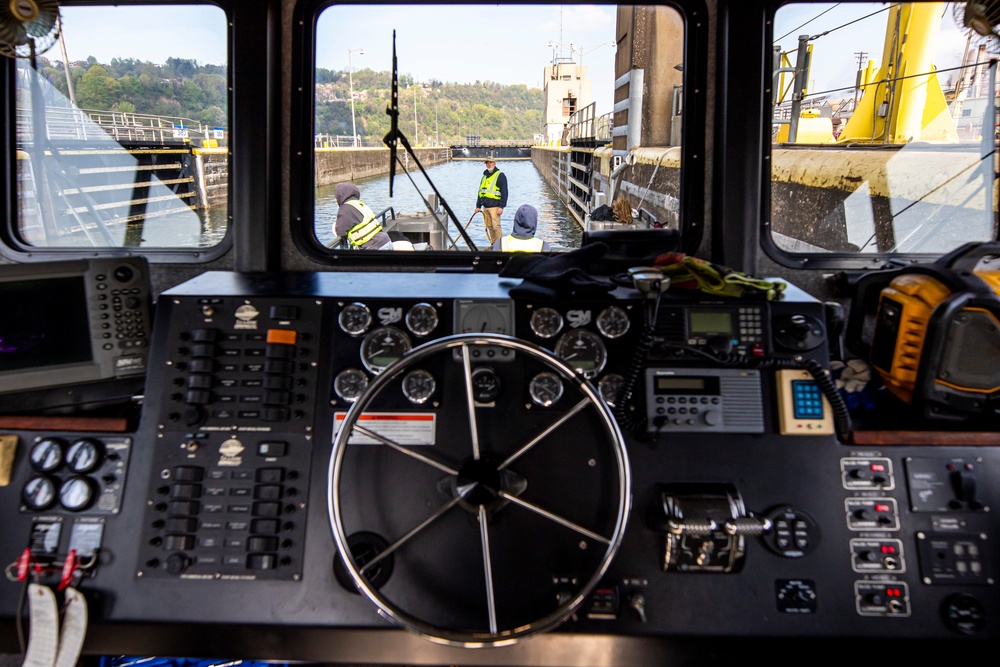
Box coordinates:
[0,0,240,264]
[289,0,709,268]
[756,0,1000,272]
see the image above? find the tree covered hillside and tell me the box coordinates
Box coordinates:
[33,56,543,143]
[316,68,544,144]
[37,56,227,127]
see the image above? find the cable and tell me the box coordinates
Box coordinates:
[776,3,841,42]
[803,358,853,440]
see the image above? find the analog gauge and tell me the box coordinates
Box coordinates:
[457,300,512,335]
[598,373,626,408]
[22,475,58,511]
[596,306,631,339]
[402,369,436,404]
[30,438,65,473]
[471,367,501,403]
[66,438,103,474]
[360,326,412,374]
[529,372,564,407]
[406,303,439,337]
[59,476,96,512]
[334,368,369,403]
[339,302,373,336]
[529,307,564,339]
[554,329,607,379]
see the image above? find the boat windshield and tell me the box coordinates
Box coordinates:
[10,3,229,251]
[770,1,1000,258]
[309,3,687,255]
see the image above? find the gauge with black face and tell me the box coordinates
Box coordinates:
[529,307,564,339]
[598,373,625,407]
[334,368,369,403]
[554,329,607,379]
[596,306,630,339]
[30,438,65,473]
[66,438,103,474]
[406,303,439,337]
[471,366,501,403]
[360,326,412,374]
[59,476,96,512]
[402,369,436,404]
[529,371,564,407]
[22,475,58,511]
[339,302,373,336]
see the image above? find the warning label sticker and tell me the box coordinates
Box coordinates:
[333,412,436,446]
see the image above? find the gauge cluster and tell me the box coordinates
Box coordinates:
[20,435,131,514]
[518,302,639,409]
[333,299,452,406]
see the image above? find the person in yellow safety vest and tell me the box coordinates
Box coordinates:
[491,204,551,252]
[474,157,508,245]
[334,182,393,250]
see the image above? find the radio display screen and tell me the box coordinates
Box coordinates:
[655,376,721,395]
[0,277,93,373]
[689,311,733,335]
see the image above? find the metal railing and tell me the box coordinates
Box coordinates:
[16,106,227,145]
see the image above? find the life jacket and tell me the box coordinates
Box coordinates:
[343,200,383,247]
[500,235,544,252]
[478,170,503,201]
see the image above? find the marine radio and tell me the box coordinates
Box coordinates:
[846,242,1000,422]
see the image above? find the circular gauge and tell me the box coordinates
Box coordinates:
[598,374,625,407]
[596,306,631,339]
[334,368,369,403]
[554,329,607,379]
[402,369,436,404]
[471,366,501,403]
[458,302,511,335]
[339,302,373,336]
[529,307,564,339]
[529,371,564,407]
[405,303,439,337]
[59,476,96,512]
[66,438,103,474]
[30,438,65,473]
[360,326,412,374]
[22,475,58,511]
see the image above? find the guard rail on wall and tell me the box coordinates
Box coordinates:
[16,106,227,145]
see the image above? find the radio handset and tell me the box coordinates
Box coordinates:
[613,268,670,433]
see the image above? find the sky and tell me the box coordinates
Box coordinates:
[54,4,621,116]
[773,3,971,101]
[317,4,620,113]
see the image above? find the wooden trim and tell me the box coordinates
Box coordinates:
[851,431,1000,446]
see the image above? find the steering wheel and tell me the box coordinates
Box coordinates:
[328,333,631,647]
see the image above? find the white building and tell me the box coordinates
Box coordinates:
[542,59,593,144]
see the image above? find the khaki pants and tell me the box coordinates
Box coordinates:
[482,207,503,245]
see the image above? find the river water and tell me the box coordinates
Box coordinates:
[313,160,581,250]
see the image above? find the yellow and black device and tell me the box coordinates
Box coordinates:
[846,243,1000,422]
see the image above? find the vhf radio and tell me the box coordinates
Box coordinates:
[642,285,833,434]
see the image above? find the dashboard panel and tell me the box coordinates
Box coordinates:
[0,271,997,664]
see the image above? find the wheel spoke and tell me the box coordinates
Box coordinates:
[359,496,463,576]
[478,505,498,634]
[461,344,483,461]
[498,398,590,471]
[354,423,458,475]
[498,491,611,545]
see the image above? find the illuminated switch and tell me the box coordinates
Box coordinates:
[257,442,287,457]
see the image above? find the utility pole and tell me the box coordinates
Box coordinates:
[853,51,868,107]
[348,47,364,146]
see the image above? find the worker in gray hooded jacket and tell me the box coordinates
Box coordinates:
[334,182,393,250]
[491,204,551,252]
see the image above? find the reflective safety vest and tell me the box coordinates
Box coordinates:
[343,200,383,247]
[500,235,544,252]
[478,170,503,201]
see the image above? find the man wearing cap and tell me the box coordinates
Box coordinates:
[475,157,508,245]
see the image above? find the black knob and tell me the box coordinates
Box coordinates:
[165,553,191,575]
